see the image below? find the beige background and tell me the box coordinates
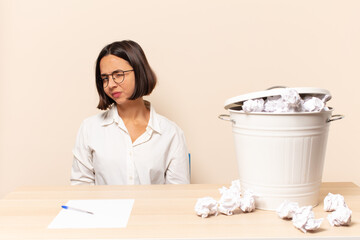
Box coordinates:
[0,0,359,198]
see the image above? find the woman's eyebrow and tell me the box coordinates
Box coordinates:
[101,69,123,76]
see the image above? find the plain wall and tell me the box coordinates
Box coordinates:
[1,0,359,198]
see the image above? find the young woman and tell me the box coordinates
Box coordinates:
[71,40,190,185]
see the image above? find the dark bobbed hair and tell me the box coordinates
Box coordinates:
[95,40,157,110]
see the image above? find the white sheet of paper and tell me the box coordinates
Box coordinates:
[48,199,134,229]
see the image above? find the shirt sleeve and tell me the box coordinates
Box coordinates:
[165,129,190,184]
[70,120,95,185]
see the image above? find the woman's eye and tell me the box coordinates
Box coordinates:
[115,73,124,78]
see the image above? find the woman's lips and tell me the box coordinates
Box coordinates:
[112,92,121,98]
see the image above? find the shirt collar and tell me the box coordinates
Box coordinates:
[100,104,118,127]
[147,104,162,134]
[100,103,162,134]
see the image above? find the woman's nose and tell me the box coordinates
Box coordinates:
[107,77,118,88]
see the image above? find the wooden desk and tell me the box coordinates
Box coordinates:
[0,182,359,239]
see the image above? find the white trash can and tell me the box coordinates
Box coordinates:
[219,87,343,211]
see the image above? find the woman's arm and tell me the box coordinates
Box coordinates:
[70,121,95,185]
[165,130,190,184]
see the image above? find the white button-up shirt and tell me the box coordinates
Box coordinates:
[71,103,190,185]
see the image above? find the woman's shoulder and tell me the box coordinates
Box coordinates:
[81,107,114,127]
[154,111,185,136]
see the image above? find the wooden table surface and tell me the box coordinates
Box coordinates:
[0,182,359,240]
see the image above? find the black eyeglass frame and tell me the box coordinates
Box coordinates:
[101,69,134,88]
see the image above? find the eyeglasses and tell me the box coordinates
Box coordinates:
[100,69,134,88]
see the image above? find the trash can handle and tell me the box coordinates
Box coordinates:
[218,114,235,124]
[266,86,288,90]
[327,114,344,122]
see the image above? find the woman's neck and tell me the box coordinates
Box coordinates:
[116,98,149,122]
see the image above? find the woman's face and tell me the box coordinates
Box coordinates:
[100,54,135,106]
